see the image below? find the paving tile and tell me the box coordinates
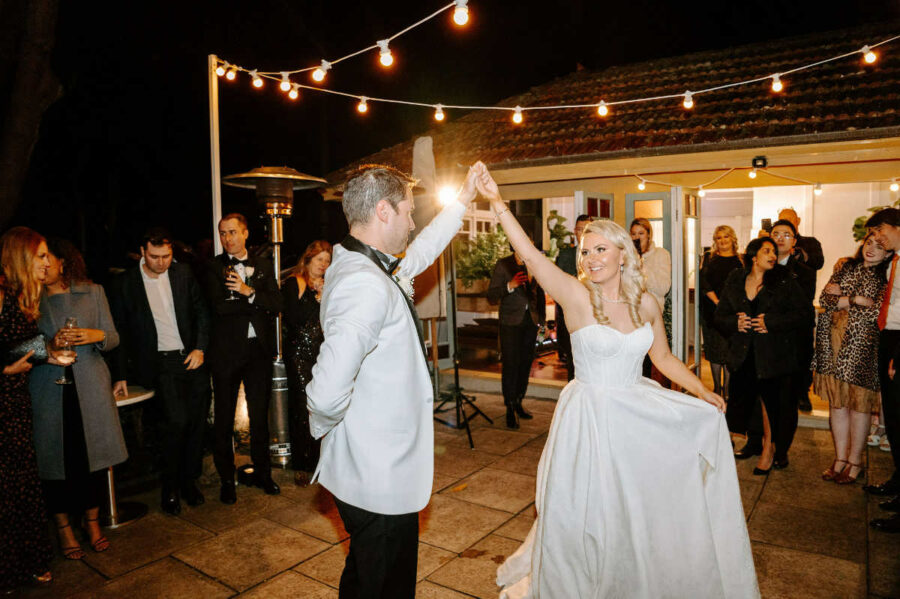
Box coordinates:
[494,507,536,542]
[433,444,498,480]
[81,512,213,578]
[516,434,548,457]
[752,542,865,599]
[868,523,900,599]
[420,495,512,553]
[415,580,474,598]
[238,571,337,598]
[17,558,106,599]
[760,464,867,519]
[433,474,461,493]
[748,502,867,563]
[178,487,298,533]
[294,540,347,588]
[68,557,232,599]
[270,475,322,504]
[447,428,536,456]
[440,468,536,513]
[489,446,542,477]
[427,534,520,599]
[790,427,835,451]
[263,486,348,543]
[174,518,330,592]
[417,543,458,581]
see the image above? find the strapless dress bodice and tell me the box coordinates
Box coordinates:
[570,322,653,387]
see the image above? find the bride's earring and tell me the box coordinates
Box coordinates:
[619,264,624,273]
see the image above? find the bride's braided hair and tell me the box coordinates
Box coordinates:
[577,219,646,328]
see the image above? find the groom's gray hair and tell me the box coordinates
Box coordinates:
[342,164,417,227]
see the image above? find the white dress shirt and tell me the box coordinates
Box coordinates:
[139,258,184,351]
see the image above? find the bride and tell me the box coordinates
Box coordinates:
[471,164,759,599]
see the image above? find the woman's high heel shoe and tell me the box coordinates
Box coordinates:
[822,459,848,481]
[835,462,866,485]
[82,517,110,553]
[752,465,771,476]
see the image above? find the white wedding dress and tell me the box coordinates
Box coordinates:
[497,323,759,599]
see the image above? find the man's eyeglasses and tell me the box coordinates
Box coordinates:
[771,233,794,241]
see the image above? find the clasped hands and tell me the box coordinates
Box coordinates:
[736,312,767,334]
[823,283,874,308]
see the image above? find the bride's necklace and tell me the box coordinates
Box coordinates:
[601,295,626,304]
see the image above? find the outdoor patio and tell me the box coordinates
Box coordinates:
[14,392,900,599]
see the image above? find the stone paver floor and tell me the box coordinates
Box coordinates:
[14,392,900,598]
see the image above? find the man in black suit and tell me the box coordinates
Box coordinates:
[488,250,545,429]
[109,228,211,515]
[204,213,283,504]
[554,215,591,381]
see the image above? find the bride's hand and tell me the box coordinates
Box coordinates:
[698,387,725,412]
[473,162,503,208]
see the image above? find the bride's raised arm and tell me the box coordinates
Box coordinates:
[473,162,584,315]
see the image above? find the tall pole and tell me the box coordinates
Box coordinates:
[208,54,223,254]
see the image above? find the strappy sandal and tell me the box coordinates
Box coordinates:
[835,462,866,485]
[57,522,85,560]
[822,459,848,481]
[82,516,110,553]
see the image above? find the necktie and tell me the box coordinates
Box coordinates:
[877,254,898,330]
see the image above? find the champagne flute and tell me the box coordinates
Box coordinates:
[54,317,78,384]
[224,265,241,301]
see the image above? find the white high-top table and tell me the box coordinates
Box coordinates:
[103,386,154,529]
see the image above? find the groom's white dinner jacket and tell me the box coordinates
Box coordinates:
[307,201,466,515]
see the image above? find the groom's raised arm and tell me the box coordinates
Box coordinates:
[306,270,389,438]
[397,201,466,277]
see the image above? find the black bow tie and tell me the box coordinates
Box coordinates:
[373,249,400,275]
[228,256,249,267]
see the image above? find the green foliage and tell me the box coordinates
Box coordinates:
[546,210,573,262]
[453,227,511,288]
[853,198,900,241]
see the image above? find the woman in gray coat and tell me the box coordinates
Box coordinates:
[30,239,126,560]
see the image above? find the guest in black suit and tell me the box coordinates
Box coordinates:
[554,215,591,381]
[488,251,545,429]
[778,208,824,271]
[108,228,210,515]
[203,214,283,504]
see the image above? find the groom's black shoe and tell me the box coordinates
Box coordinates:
[253,475,281,496]
[220,481,237,504]
[505,407,519,429]
[734,439,763,460]
[514,400,533,420]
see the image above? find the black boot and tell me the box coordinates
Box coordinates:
[505,406,519,429]
[514,399,533,420]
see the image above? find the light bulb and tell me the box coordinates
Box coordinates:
[226,66,237,80]
[216,62,226,77]
[891,179,899,192]
[312,60,331,82]
[439,186,457,206]
[814,182,823,196]
[771,74,783,93]
[512,106,523,124]
[638,180,646,191]
[748,168,757,179]
[683,91,694,109]
[453,0,469,25]
[250,70,263,88]
[698,187,706,198]
[434,105,445,121]
[597,101,609,117]
[862,45,877,64]
[357,97,368,113]
[280,72,291,92]
[377,40,393,67]
[288,84,299,100]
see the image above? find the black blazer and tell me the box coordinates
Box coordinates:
[202,253,283,364]
[783,253,817,305]
[108,262,210,387]
[794,234,824,271]
[487,255,546,326]
[714,265,814,379]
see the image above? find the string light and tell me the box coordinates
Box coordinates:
[357,97,368,113]
[597,101,609,117]
[312,60,331,82]
[226,65,237,80]
[280,72,291,92]
[377,40,394,67]
[748,168,758,179]
[814,182,823,196]
[216,62,227,77]
[862,45,878,64]
[682,91,694,109]
[698,186,706,197]
[512,106,523,124]
[637,177,646,190]
[891,179,899,192]
[250,70,263,88]
[439,186,457,205]
[453,0,469,25]
[434,104,445,121]
[771,74,783,92]
[288,83,300,100]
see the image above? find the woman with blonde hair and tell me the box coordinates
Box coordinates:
[700,225,743,398]
[474,165,758,599]
[282,240,332,486]
[0,227,54,591]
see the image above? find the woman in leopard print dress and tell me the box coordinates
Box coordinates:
[813,232,892,484]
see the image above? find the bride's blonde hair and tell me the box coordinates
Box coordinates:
[578,219,646,327]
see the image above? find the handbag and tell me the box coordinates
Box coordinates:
[6,333,49,364]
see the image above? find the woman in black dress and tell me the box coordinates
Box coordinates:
[700,225,743,398]
[716,237,813,474]
[0,227,54,591]
[282,240,332,486]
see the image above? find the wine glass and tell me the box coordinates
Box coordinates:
[224,265,241,301]
[53,317,78,384]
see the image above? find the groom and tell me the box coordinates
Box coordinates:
[307,163,478,597]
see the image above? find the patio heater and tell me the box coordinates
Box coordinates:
[223,166,327,467]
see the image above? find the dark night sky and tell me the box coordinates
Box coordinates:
[11,0,898,277]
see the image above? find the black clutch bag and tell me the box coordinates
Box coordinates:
[6,334,49,364]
